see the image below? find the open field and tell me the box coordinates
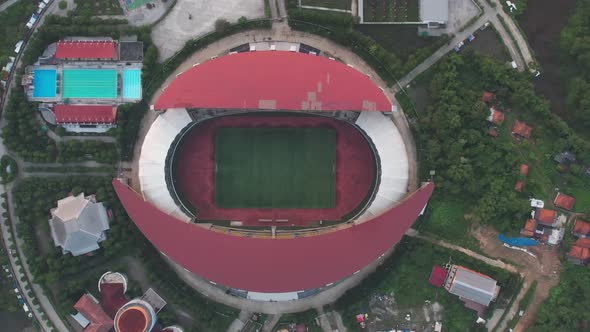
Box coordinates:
[214,127,336,209]
[73,0,123,15]
[363,0,419,22]
[301,0,351,10]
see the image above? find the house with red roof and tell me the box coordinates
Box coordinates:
[511,120,533,139]
[53,105,117,133]
[514,180,525,192]
[568,238,590,265]
[573,219,590,239]
[487,106,505,125]
[520,164,529,176]
[72,294,113,332]
[520,219,537,237]
[554,192,575,211]
[535,208,557,227]
[482,92,494,103]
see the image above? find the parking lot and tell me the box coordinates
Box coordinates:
[152,0,264,61]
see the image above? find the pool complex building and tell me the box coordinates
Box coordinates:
[22,38,144,133]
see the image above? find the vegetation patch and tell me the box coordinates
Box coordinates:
[335,237,520,331]
[301,0,351,10]
[363,0,420,22]
[73,0,123,16]
[0,155,17,184]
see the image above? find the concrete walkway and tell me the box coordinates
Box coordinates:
[0,0,18,13]
[395,0,535,91]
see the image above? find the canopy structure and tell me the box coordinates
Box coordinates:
[154,51,392,112]
[113,179,433,293]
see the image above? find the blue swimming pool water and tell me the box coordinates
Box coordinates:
[122,69,141,100]
[33,69,57,98]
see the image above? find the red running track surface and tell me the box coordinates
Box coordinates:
[173,115,376,226]
[113,179,434,293]
[154,52,392,112]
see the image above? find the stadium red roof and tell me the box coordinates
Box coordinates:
[112,180,434,293]
[54,105,117,124]
[55,40,118,60]
[154,51,392,112]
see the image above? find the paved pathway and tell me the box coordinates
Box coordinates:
[395,0,535,91]
[491,0,534,67]
[0,0,17,12]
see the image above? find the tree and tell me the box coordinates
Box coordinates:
[58,1,67,10]
[214,18,231,33]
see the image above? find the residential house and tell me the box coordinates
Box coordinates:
[554,192,575,211]
[482,92,494,103]
[72,294,113,332]
[568,238,590,266]
[487,106,505,125]
[573,219,590,239]
[511,120,533,139]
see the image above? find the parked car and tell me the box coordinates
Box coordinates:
[454,41,465,52]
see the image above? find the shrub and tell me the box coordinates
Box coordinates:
[58,0,67,10]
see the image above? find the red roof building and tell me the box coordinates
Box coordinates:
[55,40,118,60]
[512,120,533,138]
[514,180,525,192]
[520,219,537,237]
[429,266,448,287]
[520,164,529,176]
[112,179,434,293]
[488,128,499,137]
[573,219,590,239]
[553,193,575,211]
[536,208,557,226]
[54,105,117,124]
[482,92,494,103]
[568,238,590,265]
[73,294,113,332]
[487,107,505,125]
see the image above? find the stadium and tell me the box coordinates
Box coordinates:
[114,45,434,310]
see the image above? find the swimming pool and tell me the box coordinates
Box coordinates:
[62,69,117,99]
[122,69,142,100]
[33,69,57,98]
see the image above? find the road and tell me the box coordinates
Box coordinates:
[395,0,535,91]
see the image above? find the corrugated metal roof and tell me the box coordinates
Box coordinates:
[447,266,498,306]
[420,0,449,23]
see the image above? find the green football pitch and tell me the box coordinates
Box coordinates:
[214,127,337,209]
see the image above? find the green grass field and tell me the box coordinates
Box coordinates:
[214,128,336,209]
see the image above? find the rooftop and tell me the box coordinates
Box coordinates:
[445,265,499,307]
[512,120,533,138]
[49,193,110,256]
[420,0,449,23]
[429,266,448,287]
[514,180,525,192]
[573,219,590,237]
[482,92,494,103]
[554,193,575,211]
[54,104,117,124]
[535,208,556,225]
[520,164,529,176]
[74,294,113,332]
[112,179,434,293]
[487,107,505,125]
[520,218,537,237]
[55,40,118,60]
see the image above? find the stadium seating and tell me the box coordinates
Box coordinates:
[355,112,409,219]
[138,109,193,222]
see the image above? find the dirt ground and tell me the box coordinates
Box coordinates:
[517,0,576,118]
[364,293,442,332]
[471,226,561,332]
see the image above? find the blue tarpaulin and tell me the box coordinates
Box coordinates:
[498,234,537,246]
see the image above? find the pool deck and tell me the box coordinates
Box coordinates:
[25,61,142,104]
